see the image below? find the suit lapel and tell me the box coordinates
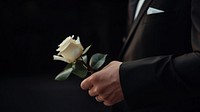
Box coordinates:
[118,0,153,60]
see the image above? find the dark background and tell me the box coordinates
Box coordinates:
[0,0,127,112]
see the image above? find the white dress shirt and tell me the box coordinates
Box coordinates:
[134,0,146,19]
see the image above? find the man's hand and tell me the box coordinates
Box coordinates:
[80,61,124,106]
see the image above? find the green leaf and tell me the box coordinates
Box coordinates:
[55,67,73,81]
[82,45,92,55]
[89,53,107,70]
[72,62,88,78]
[63,63,73,69]
[82,55,88,64]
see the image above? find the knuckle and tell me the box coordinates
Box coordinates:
[98,95,106,101]
[88,87,99,96]
[99,93,109,100]
[95,87,101,94]
[99,95,106,100]
[88,90,95,96]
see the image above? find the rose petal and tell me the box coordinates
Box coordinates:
[59,36,71,47]
[75,37,84,50]
[58,37,72,52]
[53,55,68,63]
[76,37,81,44]
[59,42,83,63]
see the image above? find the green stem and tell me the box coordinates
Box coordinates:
[80,56,94,74]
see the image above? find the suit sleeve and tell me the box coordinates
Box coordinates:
[119,0,200,110]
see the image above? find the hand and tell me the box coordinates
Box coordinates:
[80,61,124,106]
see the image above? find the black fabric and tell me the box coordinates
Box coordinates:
[127,0,139,29]
[0,75,110,112]
[113,0,200,112]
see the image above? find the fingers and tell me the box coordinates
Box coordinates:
[98,91,116,106]
[80,77,93,90]
[95,96,103,102]
[88,87,98,96]
[80,61,124,106]
[103,93,119,106]
[95,94,115,106]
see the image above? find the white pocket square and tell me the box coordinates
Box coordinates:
[147,7,164,15]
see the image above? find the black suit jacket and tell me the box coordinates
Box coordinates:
[113,0,200,112]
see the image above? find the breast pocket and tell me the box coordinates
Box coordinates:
[142,10,180,25]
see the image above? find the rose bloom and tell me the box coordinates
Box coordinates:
[53,35,84,63]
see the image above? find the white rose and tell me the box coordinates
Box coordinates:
[53,35,84,63]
